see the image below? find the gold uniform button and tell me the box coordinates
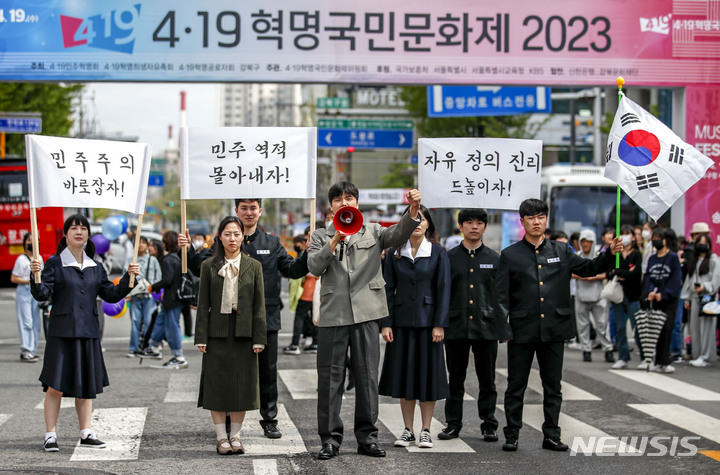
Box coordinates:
[540,297,545,302]
[469,284,474,289]
[469,316,474,320]
[539,281,544,286]
[535,250,539,254]
[469,300,474,304]
[470,268,474,273]
[541,314,545,318]
[538,265,542,269]
[471,254,475,258]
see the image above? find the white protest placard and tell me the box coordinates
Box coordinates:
[180,127,317,200]
[418,138,543,210]
[25,135,153,214]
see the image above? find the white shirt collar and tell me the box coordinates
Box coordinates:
[400,237,433,261]
[60,247,97,270]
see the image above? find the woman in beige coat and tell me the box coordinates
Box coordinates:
[195,216,266,455]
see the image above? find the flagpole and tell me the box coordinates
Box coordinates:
[615,76,625,269]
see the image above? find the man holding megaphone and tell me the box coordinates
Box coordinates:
[308,181,422,460]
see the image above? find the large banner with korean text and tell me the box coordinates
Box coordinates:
[25,135,153,214]
[180,127,317,200]
[1,1,718,86]
[685,86,720,245]
[418,137,542,210]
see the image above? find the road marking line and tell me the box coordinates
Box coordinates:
[628,404,720,444]
[496,368,600,401]
[503,404,637,454]
[378,404,475,453]
[610,370,720,401]
[278,369,319,400]
[35,398,75,410]
[163,373,199,403]
[253,459,279,475]
[0,414,11,427]
[238,404,306,455]
[70,407,148,461]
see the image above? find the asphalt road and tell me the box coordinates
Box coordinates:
[0,285,719,474]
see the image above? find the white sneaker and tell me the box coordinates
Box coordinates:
[394,428,415,447]
[689,358,709,368]
[611,360,628,369]
[653,364,676,373]
[566,342,582,350]
[636,361,649,370]
[418,429,433,448]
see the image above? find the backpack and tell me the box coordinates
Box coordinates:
[177,271,199,307]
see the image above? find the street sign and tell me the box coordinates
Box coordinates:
[317,119,413,130]
[148,174,164,187]
[427,86,551,117]
[317,97,350,109]
[0,117,41,133]
[318,129,413,150]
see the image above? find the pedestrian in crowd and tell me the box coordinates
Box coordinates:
[639,227,682,373]
[141,231,187,368]
[569,232,580,253]
[308,182,422,460]
[126,236,162,358]
[379,205,450,450]
[444,227,463,251]
[607,225,643,369]
[30,214,139,452]
[285,231,318,355]
[149,239,164,263]
[641,221,657,274]
[496,199,622,452]
[573,230,614,363]
[193,233,209,250]
[12,232,42,362]
[550,230,568,243]
[681,233,720,367]
[438,209,511,443]
[194,216,266,455]
[181,198,308,439]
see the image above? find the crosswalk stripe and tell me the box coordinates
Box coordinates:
[0,414,11,427]
[507,404,638,454]
[378,404,475,453]
[69,407,148,461]
[496,368,601,401]
[610,370,720,401]
[164,373,199,403]
[628,404,720,444]
[238,404,307,455]
[35,398,76,410]
[253,459,279,475]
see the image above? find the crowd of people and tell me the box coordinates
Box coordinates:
[12,181,719,456]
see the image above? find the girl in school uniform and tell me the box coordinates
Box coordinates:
[30,214,139,452]
[194,216,266,455]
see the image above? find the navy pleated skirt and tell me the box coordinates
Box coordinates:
[39,336,109,399]
[379,326,449,402]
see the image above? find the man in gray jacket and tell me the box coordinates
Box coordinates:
[308,181,421,460]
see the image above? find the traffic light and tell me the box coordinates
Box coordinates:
[167,201,175,207]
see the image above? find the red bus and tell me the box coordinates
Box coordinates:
[0,159,66,279]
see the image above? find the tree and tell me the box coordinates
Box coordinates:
[0,83,84,157]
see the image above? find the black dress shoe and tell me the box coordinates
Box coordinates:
[502,439,518,451]
[357,443,386,457]
[317,443,339,460]
[262,422,282,439]
[582,351,592,362]
[482,429,499,442]
[542,437,569,451]
[437,427,461,440]
[605,351,615,363]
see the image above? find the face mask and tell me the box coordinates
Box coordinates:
[293,245,303,254]
[652,239,664,250]
[642,230,652,241]
[25,243,32,252]
[696,243,709,253]
[193,240,204,249]
[620,235,632,247]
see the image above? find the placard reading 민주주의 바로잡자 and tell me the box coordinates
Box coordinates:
[180,127,317,200]
[418,137,542,210]
[25,135,153,214]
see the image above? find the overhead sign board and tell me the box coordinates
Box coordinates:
[427,86,552,117]
[318,119,413,130]
[1,1,718,86]
[317,97,350,109]
[318,129,413,149]
[0,117,42,133]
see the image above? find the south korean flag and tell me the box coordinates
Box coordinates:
[604,93,713,221]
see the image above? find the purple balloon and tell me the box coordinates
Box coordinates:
[92,234,110,255]
[102,300,124,316]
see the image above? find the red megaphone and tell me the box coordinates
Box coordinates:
[333,206,363,237]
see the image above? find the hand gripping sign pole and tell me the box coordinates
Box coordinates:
[129,214,143,287]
